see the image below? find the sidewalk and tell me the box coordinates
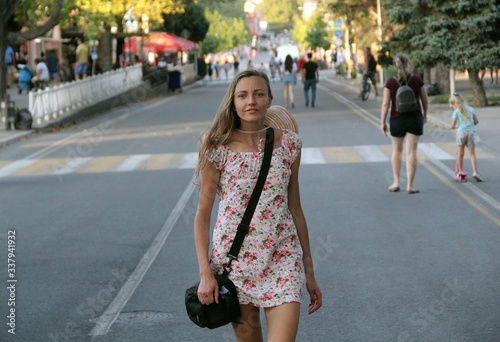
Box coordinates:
[0,86,34,148]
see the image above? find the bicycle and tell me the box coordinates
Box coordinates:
[360,73,371,101]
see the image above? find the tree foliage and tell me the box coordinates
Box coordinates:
[385,0,500,106]
[256,0,302,32]
[324,0,386,49]
[170,2,209,42]
[305,15,331,51]
[70,0,185,39]
[202,9,250,54]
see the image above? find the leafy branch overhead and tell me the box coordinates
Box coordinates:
[7,0,65,45]
[384,0,500,106]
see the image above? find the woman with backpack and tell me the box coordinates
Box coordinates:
[380,53,428,194]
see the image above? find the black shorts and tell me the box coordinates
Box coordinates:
[366,71,376,85]
[389,115,424,137]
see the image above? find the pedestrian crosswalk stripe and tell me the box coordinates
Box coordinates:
[355,145,390,162]
[301,148,326,164]
[78,155,129,173]
[320,146,365,164]
[51,157,93,176]
[0,159,37,177]
[143,154,182,171]
[0,142,493,178]
[178,152,199,169]
[114,154,151,172]
[418,143,455,160]
[14,158,61,176]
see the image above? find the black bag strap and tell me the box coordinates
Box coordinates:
[225,127,274,273]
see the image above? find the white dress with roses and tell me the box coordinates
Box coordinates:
[206,130,305,307]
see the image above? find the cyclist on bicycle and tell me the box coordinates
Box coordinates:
[363,46,379,97]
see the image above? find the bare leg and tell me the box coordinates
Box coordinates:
[283,85,289,108]
[468,145,478,173]
[232,305,263,342]
[390,136,404,189]
[405,133,420,192]
[265,303,300,342]
[456,145,465,173]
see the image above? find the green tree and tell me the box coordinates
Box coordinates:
[171,2,209,42]
[202,8,250,55]
[1,0,65,104]
[305,15,331,51]
[325,0,385,49]
[198,0,245,18]
[256,0,302,32]
[69,0,185,71]
[385,0,500,106]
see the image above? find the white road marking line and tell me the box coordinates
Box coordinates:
[113,154,151,172]
[89,176,196,336]
[178,152,199,169]
[418,143,455,160]
[301,147,326,165]
[355,145,389,162]
[0,159,37,177]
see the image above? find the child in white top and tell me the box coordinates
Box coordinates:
[448,92,483,182]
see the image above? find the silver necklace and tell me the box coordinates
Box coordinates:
[236,126,269,134]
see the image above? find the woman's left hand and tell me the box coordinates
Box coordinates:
[306,277,323,314]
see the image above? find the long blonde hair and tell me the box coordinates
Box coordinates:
[393,53,411,84]
[449,92,470,124]
[194,69,273,185]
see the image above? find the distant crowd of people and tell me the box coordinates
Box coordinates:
[5,37,92,94]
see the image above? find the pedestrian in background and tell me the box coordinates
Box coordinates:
[302,52,319,107]
[363,46,379,97]
[233,58,240,73]
[74,38,89,80]
[280,54,298,108]
[46,50,59,82]
[31,58,50,90]
[193,69,322,341]
[380,53,428,194]
[5,45,16,88]
[296,55,306,80]
[223,60,231,79]
[448,92,483,182]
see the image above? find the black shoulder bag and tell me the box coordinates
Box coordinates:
[185,127,274,329]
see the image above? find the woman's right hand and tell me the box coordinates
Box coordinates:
[197,273,219,305]
[381,122,388,137]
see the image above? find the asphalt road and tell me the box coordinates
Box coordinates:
[0,53,499,342]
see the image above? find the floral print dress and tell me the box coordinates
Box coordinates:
[206,130,305,307]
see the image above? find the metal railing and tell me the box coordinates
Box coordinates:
[29,64,143,127]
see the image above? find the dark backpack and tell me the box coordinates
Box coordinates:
[394,74,419,114]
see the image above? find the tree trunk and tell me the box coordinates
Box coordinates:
[0,0,17,104]
[435,63,449,95]
[0,21,7,104]
[468,69,488,107]
[99,29,113,72]
[423,69,431,84]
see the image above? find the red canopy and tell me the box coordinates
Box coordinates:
[148,32,199,53]
[123,33,199,54]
